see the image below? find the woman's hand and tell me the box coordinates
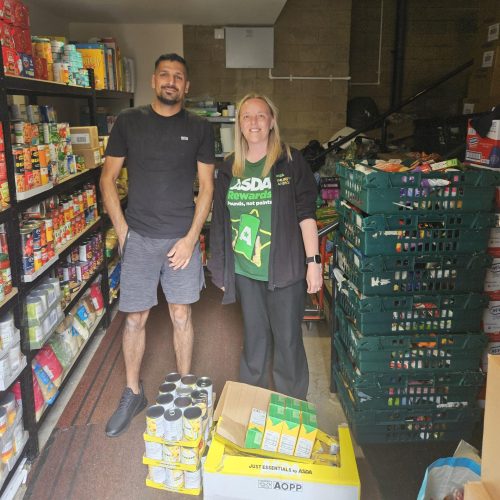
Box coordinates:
[306,262,323,294]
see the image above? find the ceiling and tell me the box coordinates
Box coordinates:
[28,0,288,25]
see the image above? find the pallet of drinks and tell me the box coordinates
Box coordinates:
[143,372,213,496]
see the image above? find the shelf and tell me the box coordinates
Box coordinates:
[56,217,102,257]
[0,355,27,391]
[4,76,93,98]
[16,183,54,202]
[96,89,134,100]
[20,216,102,291]
[63,264,104,315]
[35,310,106,428]
[0,206,12,224]
[206,116,236,123]
[0,288,18,316]
[21,255,59,283]
[15,168,101,212]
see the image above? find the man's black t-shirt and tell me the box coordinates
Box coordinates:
[105,105,215,239]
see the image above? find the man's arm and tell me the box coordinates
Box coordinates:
[100,155,128,249]
[168,161,215,270]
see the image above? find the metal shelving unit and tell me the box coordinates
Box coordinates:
[0,52,134,493]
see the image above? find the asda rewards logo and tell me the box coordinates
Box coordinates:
[257,480,303,493]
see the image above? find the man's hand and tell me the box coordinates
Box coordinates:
[167,236,196,270]
[118,226,129,254]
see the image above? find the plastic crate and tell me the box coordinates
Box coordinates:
[337,200,493,256]
[334,370,481,443]
[337,280,488,335]
[334,310,487,371]
[333,337,484,410]
[336,235,491,295]
[336,161,495,214]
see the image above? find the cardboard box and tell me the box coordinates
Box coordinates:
[464,356,500,499]
[74,147,101,169]
[465,119,500,168]
[468,46,500,98]
[19,53,33,78]
[2,45,20,76]
[204,381,360,499]
[70,126,99,149]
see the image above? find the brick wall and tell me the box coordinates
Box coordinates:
[184,0,352,148]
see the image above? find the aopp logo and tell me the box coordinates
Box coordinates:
[257,480,303,492]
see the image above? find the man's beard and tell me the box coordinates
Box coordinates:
[157,88,181,106]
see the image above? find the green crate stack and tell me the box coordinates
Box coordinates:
[333,160,494,443]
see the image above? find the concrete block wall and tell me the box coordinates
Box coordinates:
[349,0,479,122]
[184,0,352,148]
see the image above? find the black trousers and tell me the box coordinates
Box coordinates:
[235,274,309,400]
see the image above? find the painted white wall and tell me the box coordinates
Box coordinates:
[24,2,70,36]
[68,23,183,106]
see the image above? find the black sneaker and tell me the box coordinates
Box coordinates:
[105,382,147,437]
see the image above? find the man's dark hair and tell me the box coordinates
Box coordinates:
[154,53,189,76]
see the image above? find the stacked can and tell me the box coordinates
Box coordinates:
[55,231,103,307]
[0,388,28,469]
[19,183,99,278]
[333,159,494,444]
[143,373,214,495]
[0,312,22,386]
[0,225,13,302]
[0,124,9,209]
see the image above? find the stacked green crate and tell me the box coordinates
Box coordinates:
[333,160,495,443]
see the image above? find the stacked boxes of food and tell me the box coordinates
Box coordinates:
[0,0,31,78]
[0,125,9,209]
[143,373,213,496]
[0,384,28,483]
[19,184,98,279]
[30,282,105,421]
[69,126,102,169]
[0,224,14,302]
[0,312,24,390]
[333,158,495,443]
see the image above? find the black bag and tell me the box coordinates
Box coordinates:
[300,139,325,172]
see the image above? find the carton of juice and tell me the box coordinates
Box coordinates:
[245,408,266,449]
[278,407,301,455]
[261,404,285,452]
[294,411,318,459]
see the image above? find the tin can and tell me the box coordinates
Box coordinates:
[180,446,198,465]
[184,468,201,490]
[159,382,177,397]
[191,390,208,419]
[148,465,166,484]
[26,295,44,322]
[156,393,174,411]
[163,408,183,442]
[165,468,184,489]
[165,372,182,387]
[43,218,53,243]
[1,433,13,464]
[146,405,165,438]
[174,396,192,413]
[79,241,91,262]
[0,393,16,426]
[20,226,34,275]
[163,444,181,464]
[33,249,42,271]
[0,357,10,384]
[180,374,197,389]
[183,406,202,441]
[176,386,193,398]
[144,440,162,461]
[196,377,213,407]
[0,408,6,436]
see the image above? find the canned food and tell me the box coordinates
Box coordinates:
[164,467,184,489]
[0,408,6,436]
[174,396,192,413]
[180,374,197,389]
[180,446,198,465]
[156,393,174,410]
[144,440,163,461]
[163,444,181,464]
[182,406,202,441]
[184,468,201,490]
[163,408,183,442]
[165,372,182,387]
[146,405,165,438]
[175,386,193,398]
[196,377,213,407]
[159,382,177,397]
[148,465,166,484]
[191,389,208,419]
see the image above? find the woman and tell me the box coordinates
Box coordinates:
[208,94,322,400]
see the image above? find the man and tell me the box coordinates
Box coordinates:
[100,53,215,437]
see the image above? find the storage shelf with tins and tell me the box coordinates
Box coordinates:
[207,116,235,158]
[0,44,134,468]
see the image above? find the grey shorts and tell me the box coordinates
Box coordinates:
[118,229,205,312]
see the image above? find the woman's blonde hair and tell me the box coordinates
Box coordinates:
[232,93,291,178]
